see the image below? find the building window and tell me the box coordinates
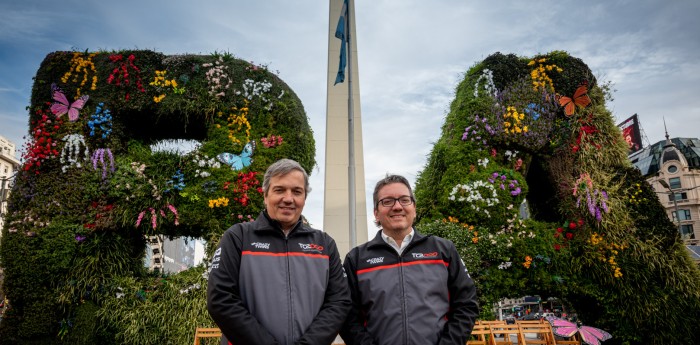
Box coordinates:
[669,192,688,201]
[672,209,692,221]
[667,165,678,173]
[680,225,695,240]
[668,177,681,189]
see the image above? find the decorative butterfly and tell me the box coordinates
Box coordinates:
[50,83,89,121]
[546,316,612,345]
[217,141,256,171]
[558,82,591,116]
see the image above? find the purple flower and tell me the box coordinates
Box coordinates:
[500,175,507,181]
[595,207,602,222]
[511,187,521,196]
[75,235,86,242]
[500,184,505,190]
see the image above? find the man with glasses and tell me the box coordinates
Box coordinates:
[340,174,479,345]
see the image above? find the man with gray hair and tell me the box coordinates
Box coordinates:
[208,158,351,345]
[341,174,478,345]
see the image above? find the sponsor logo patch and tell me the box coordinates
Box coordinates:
[210,247,222,270]
[298,243,324,252]
[251,242,270,249]
[366,257,384,264]
[412,252,439,259]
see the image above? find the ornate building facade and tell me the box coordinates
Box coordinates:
[0,135,20,239]
[630,136,700,244]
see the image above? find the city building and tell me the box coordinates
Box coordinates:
[0,135,21,239]
[145,236,204,274]
[630,135,700,247]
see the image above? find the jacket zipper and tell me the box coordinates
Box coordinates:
[398,252,409,345]
[285,234,295,344]
[397,237,425,345]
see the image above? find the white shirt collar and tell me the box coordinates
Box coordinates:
[381,228,414,255]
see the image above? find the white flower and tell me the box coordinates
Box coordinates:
[473,68,497,98]
[60,134,89,173]
[498,262,512,269]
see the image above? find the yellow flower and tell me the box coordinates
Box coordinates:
[209,197,230,208]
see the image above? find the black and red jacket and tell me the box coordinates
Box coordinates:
[207,211,351,345]
[340,230,479,345]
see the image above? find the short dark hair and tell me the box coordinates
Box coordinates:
[372,174,414,226]
[262,159,311,198]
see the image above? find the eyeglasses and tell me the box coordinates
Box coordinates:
[377,196,414,208]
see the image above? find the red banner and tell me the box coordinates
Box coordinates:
[618,114,643,154]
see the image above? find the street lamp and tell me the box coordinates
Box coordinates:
[657,179,682,236]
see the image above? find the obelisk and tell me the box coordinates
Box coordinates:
[324,0,368,257]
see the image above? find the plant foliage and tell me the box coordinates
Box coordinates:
[0,49,316,344]
[414,51,700,345]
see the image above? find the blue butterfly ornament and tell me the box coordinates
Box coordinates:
[217,141,256,170]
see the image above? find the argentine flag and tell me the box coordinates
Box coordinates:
[334,0,348,85]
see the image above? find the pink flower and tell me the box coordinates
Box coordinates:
[136,211,145,227]
[150,208,157,229]
[167,204,179,226]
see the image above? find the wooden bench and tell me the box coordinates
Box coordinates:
[518,323,555,345]
[518,322,580,345]
[194,327,222,345]
[490,324,525,345]
[467,324,493,345]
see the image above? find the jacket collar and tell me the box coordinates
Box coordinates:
[367,228,428,249]
[254,210,310,236]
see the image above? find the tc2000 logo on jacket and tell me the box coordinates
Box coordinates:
[412,252,438,259]
[298,243,324,252]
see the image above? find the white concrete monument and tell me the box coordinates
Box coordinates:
[324,0,368,257]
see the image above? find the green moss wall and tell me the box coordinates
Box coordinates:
[414,51,700,345]
[0,50,315,344]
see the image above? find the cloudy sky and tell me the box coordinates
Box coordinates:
[1,0,700,238]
